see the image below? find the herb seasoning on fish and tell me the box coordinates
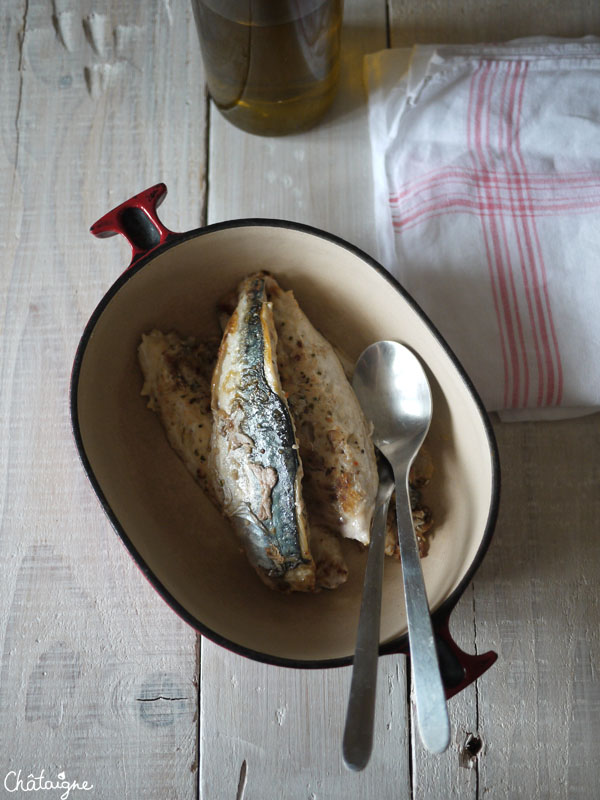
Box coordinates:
[266,275,378,548]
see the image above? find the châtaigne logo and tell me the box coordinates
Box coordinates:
[3,769,93,800]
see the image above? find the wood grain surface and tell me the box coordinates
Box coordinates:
[1,2,203,797]
[1,1,599,798]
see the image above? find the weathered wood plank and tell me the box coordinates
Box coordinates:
[200,1,413,796]
[200,643,408,800]
[474,415,600,800]
[389,0,600,46]
[0,1,205,796]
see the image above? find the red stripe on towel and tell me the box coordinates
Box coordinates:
[511,62,564,407]
[389,168,600,205]
[493,60,531,408]
[499,59,538,408]
[471,61,523,408]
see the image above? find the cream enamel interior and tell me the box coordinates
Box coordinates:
[75,224,496,663]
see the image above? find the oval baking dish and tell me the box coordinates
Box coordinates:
[70,184,500,697]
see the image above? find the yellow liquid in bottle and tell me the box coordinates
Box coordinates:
[192,0,343,136]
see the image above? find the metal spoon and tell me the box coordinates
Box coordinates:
[342,450,395,771]
[344,340,450,765]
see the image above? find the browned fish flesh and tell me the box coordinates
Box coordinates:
[138,330,219,499]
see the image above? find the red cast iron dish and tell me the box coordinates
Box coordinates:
[71,184,499,698]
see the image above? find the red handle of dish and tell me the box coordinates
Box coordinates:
[90,183,176,269]
[432,612,497,700]
[386,610,497,699]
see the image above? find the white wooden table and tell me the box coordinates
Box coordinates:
[2,2,599,798]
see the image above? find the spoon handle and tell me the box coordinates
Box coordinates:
[395,471,450,754]
[342,474,394,771]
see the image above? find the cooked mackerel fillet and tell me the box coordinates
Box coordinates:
[210,273,316,592]
[266,275,378,547]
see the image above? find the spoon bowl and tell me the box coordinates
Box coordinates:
[353,340,433,463]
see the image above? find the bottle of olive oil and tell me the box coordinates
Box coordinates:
[191,0,343,136]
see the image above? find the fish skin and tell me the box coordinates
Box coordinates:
[211,274,315,592]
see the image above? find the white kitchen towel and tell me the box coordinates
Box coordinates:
[364,38,600,421]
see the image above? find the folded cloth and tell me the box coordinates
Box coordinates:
[365,38,600,421]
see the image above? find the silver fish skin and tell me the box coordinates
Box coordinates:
[210,274,315,592]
